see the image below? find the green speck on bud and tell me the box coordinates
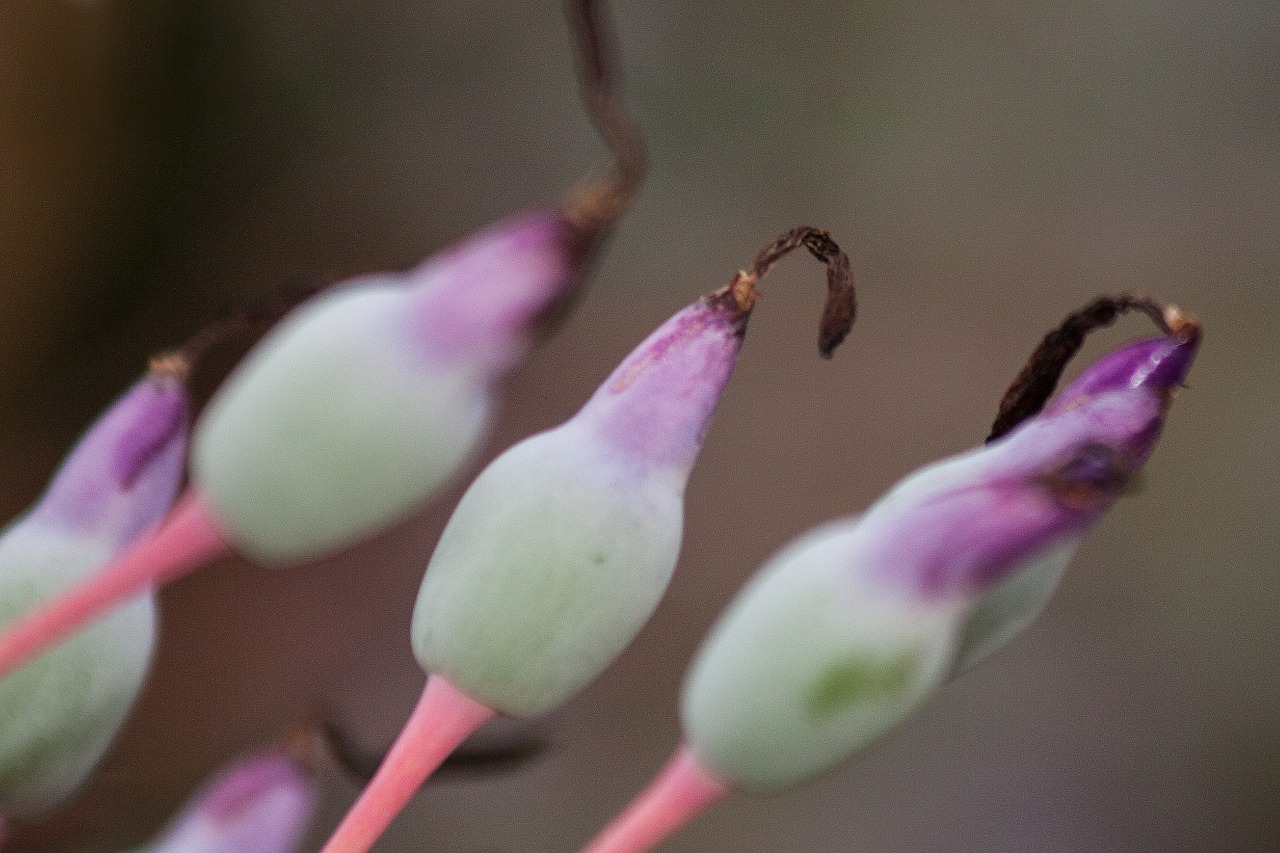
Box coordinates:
[680,525,957,792]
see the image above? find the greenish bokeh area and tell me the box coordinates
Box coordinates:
[0,1,1275,850]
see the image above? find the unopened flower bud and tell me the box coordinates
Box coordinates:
[682,333,1197,792]
[412,290,749,718]
[191,212,585,563]
[0,370,188,818]
[139,751,317,853]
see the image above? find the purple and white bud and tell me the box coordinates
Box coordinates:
[681,333,1198,792]
[191,211,587,564]
[0,370,188,818]
[412,289,748,718]
[139,751,317,853]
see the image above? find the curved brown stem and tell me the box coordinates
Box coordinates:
[148,277,329,382]
[563,0,647,242]
[715,226,857,359]
[986,292,1202,442]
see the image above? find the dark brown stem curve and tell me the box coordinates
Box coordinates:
[986,292,1201,443]
[319,717,549,788]
[723,226,857,359]
[149,277,328,382]
[563,0,647,241]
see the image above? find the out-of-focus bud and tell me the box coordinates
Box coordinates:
[319,227,857,853]
[580,313,1199,853]
[0,369,188,818]
[138,751,317,853]
[191,211,586,563]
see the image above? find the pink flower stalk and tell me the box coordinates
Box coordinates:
[0,0,645,684]
[139,750,317,853]
[317,229,856,853]
[0,366,188,821]
[580,314,1199,853]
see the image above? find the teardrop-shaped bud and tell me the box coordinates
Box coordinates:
[139,751,317,853]
[0,369,189,818]
[412,290,749,718]
[682,333,1197,792]
[190,212,585,564]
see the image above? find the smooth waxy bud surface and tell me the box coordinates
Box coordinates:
[192,211,584,563]
[0,372,187,816]
[138,751,317,853]
[681,335,1198,791]
[412,293,748,717]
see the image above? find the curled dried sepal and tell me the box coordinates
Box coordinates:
[138,750,317,853]
[723,227,857,358]
[987,292,1202,442]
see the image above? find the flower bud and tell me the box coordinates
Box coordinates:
[140,751,317,853]
[0,370,188,817]
[411,291,748,718]
[680,333,1198,792]
[321,228,855,853]
[190,211,586,564]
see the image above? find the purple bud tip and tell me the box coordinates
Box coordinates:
[576,292,749,473]
[1050,333,1200,412]
[872,330,1200,599]
[146,751,317,853]
[28,371,190,549]
[409,209,585,373]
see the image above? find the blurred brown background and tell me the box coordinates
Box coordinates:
[0,0,1275,850]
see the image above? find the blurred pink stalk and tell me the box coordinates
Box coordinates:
[0,493,228,680]
[580,746,728,853]
[318,677,494,853]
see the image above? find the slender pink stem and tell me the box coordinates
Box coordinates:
[580,744,730,853]
[0,490,229,681]
[319,676,496,853]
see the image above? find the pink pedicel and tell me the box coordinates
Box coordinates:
[143,751,317,853]
[580,746,729,853]
[318,676,494,853]
[0,493,228,680]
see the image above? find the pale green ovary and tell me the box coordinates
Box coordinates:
[682,531,957,792]
[0,529,154,817]
[192,284,489,564]
[412,433,683,718]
